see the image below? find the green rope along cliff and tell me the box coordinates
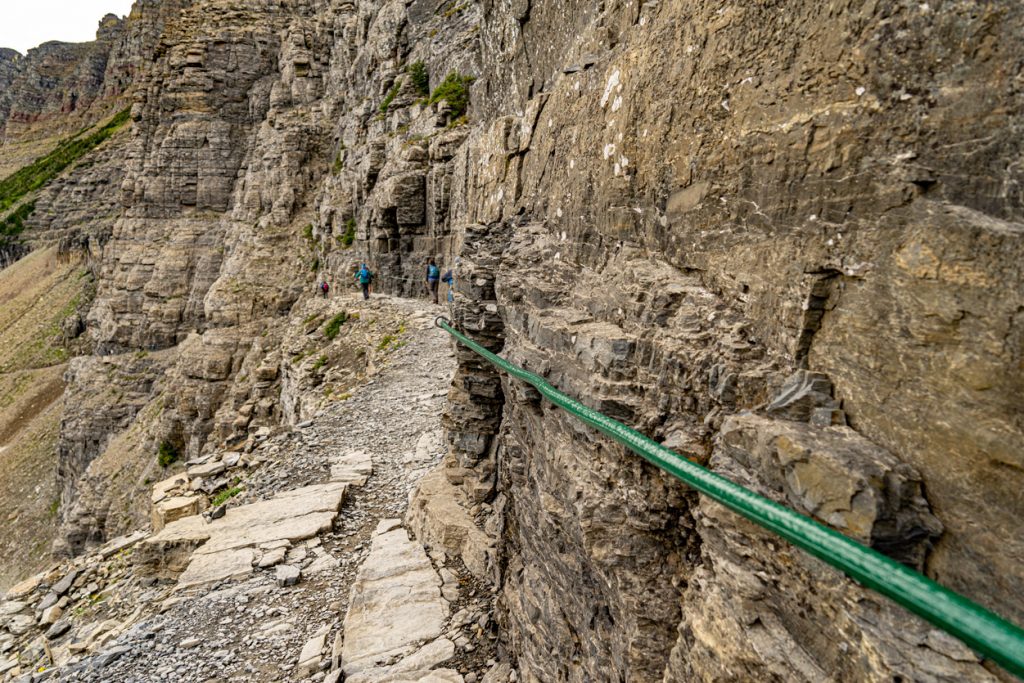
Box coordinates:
[436,316,1024,679]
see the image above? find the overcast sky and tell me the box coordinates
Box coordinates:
[0,1,136,55]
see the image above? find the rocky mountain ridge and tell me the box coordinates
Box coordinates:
[0,0,1021,681]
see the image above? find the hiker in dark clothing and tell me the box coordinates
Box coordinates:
[355,263,373,300]
[425,258,441,305]
[319,280,330,299]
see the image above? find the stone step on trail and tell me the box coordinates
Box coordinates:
[342,519,462,683]
[137,450,374,592]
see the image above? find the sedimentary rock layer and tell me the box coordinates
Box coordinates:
[0,0,1020,681]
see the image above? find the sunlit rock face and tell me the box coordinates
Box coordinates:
[0,0,1020,680]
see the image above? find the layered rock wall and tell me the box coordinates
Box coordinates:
[0,0,1021,680]
[436,0,1024,680]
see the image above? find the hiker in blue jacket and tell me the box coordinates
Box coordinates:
[425,257,441,305]
[355,263,373,300]
[441,266,454,304]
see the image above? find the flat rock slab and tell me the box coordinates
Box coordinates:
[346,639,457,683]
[4,574,43,601]
[356,672,463,683]
[177,548,257,591]
[152,474,190,504]
[342,525,448,675]
[143,483,347,591]
[257,546,288,568]
[98,530,148,559]
[187,461,226,479]
[152,495,203,533]
[331,450,374,486]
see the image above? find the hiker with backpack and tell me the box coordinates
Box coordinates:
[319,280,330,299]
[355,263,373,300]
[441,266,454,304]
[425,258,441,305]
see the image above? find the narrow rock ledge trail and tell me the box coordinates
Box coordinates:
[29,296,498,683]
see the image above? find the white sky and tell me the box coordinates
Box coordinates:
[0,1,136,55]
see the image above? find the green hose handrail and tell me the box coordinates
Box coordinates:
[435,316,1024,679]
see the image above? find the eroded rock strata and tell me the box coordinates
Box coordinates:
[0,0,1020,681]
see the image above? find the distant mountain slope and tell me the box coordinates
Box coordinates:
[0,247,91,584]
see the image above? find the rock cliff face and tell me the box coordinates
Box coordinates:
[0,0,1021,681]
[430,0,1024,680]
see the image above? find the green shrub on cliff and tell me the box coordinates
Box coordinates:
[380,79,402,114]
[408,61,430,96]
[157,440,179,468]
[324,312,348,340]
[340,217,356,248]
[428,72,474,119]
[0,108,131,214]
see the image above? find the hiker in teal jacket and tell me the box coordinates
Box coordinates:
[425,258,441,305]
[355,263,373,300]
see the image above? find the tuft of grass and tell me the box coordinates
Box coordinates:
[48,498,60,518]
[312,355,328,371]
[157,440,179,468]
[444,2,469,18]
[331,142,346,174]
[408,61,430,96]
[0,108,131,214]
[428,72,474,119]
[324,311,348,340]
[380,79,402,115]
[377,334,396,350]
[212,486,242,507]
[446,114,469,129]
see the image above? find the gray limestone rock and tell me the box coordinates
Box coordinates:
[0,0,1019,681]
[275,565,301,588]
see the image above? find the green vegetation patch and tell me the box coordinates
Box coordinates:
[0,108,131,214]
[212,486,242,507]
[339,218,356,248]
[157,440,179,468]
[380,79,402,115]
[429,73,475,119]
[0,201,36,249]
[324,311,349,340]
[443,2,469,18]
[408,61,430,96]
